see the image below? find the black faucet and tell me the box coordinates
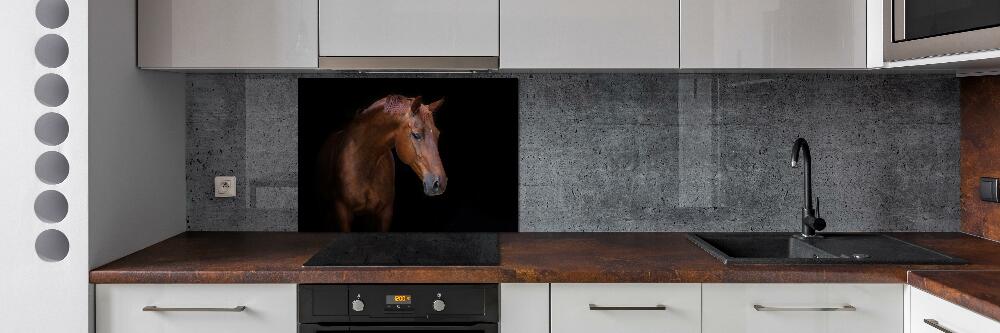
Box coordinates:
[791,138,826,237]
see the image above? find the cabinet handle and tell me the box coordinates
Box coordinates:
[923,319,955,333]
[753,304,856,312]
[589,304,667,311]
[142,306,247,312]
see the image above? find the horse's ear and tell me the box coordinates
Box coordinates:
[409,96,423,114]
[428,98,445,113]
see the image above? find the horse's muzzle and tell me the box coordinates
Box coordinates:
[423,175,446,196]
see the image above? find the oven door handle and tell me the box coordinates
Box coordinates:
[346,323,497,331]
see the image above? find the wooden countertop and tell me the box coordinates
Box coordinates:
[91,232,1000,284]
[908,270,1000,322]
[90,232,1000,321]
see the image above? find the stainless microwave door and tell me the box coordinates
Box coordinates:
[885,0,1000,61]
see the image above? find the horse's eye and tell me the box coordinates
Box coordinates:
[411,132,423,140]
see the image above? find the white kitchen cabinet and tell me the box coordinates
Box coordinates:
[138,0,319,69]
[500,283,548,333]
[910,287,1000,333]
[501,0,680,69]
[319,0,499,57]
[702,283,903,333]
[550,283,700,333]
[96,284,297,333]
[680,0,870,68]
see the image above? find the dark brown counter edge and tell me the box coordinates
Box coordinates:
[91,232,1000,285]
[908,270,1000,323]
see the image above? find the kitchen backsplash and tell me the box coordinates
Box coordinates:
[186,73,960,232]
[960,76,1000,242]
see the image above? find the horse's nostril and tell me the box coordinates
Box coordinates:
[432,180,440,189]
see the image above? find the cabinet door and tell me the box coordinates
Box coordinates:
[96,284,297,333]
[138,0,318,68]
[551,283,700,333]
[500,284,548,333]
[910,287,1000,333]
[680,0,867,68]
[501,0,680,69]
[702,283,903,333]
[319,0,499,57]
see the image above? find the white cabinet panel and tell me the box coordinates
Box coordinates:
[702,283,903,333]
[96,284,297,333]
[681,0,868,68]
[0,0,89,331]
[138,0,318,68]
[319,0,499,57]
[551,283,700,333]
[910,287,1000,333]
[501,0,680,69]
[500,283,548,333]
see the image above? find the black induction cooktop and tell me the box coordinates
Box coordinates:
[303,233,501,266]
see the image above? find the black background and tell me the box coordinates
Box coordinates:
[298,78,519,232]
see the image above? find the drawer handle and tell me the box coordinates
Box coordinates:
[923,319,955,333]
[589,304,667,311]
[142,306,247,312]
[753,304,856,312]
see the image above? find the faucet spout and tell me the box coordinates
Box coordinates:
[791,138,825,237]
[791,138,812,210]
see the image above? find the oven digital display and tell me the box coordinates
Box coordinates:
[386,295,412,304]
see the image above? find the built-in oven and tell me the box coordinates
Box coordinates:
[299,284,498,333]
[884,0,1000,61]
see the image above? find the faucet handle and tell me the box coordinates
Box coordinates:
[815,196,820,218]
[811,216,827,231]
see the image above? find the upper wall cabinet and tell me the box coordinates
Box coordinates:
[501,0,680,69]
[680,0,871,69]
[318,0,500,69]
[138,0,318,69]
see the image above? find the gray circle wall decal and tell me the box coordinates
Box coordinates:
[35,112,69,146]
[34,190,68,223]
[35,229,69,262]
[35,151,69,185]
[35,34,69,68]
[34,73,69,107]
[36,0,69,29]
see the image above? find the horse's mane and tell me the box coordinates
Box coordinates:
[356,95,413,116]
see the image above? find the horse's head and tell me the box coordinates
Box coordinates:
[391,96,447,196]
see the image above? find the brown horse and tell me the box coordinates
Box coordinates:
[317,95,447,232]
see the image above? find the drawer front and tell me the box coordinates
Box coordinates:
[703,283,903,333]
[551,283,700,333]
[96,284,297,333]
[911,287,1000,333]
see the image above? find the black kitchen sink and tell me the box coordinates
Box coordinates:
[687,233,966,265]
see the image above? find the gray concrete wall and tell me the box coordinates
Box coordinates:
[186,73,960,232]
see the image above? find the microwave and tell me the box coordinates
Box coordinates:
[884,0,1000,62]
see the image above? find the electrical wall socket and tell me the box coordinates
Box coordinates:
[981,177,999,203]
[215,176,236,198]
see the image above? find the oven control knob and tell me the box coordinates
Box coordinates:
[351,299,365,312]
[432,299,446,312]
